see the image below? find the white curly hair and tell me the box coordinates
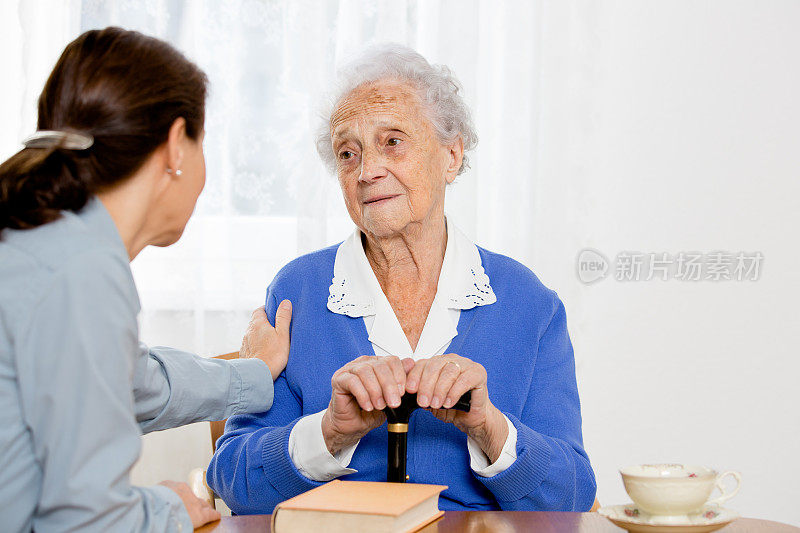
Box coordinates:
[315,43,478,175]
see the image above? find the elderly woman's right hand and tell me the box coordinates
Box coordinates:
[321,355,414,455]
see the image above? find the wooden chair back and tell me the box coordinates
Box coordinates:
[210,351,239,451]
[188,351,242,509]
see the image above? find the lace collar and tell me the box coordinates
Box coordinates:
[327,217,497,318]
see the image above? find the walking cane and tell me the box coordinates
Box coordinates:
[383,391,471,482]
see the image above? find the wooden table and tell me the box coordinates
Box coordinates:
[197,511,799,532]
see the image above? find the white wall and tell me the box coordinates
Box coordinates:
[527,0,800,526]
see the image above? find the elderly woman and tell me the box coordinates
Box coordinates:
[207,44,596,512]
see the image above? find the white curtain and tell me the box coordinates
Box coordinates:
[0,0,551,502]
[52,0,543,357]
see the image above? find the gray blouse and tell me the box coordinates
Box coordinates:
[0,197,274,532]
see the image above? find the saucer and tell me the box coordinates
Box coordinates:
[598,504,739,533]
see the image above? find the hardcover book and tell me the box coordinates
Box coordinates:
[271,480,447,533]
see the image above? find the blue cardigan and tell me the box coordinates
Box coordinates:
[207,244,596,513]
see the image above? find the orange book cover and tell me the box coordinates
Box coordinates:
[271,480,447,532]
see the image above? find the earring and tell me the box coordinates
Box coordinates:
[166,168,183,176]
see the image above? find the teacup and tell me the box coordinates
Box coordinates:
[620,463,741,517]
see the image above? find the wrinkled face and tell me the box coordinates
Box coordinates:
[331,80,460,238]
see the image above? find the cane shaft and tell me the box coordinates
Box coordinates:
[387,430,407,483]
[383,390,471,483]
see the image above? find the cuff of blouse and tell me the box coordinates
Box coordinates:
[149,484,194,533]
[468,413,518,476]
[288,410,359,481]
[227,358,274,416]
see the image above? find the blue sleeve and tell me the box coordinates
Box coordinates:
[206,288,324,514]
[476,296,597,511]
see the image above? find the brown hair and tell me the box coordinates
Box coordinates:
[0,27,208,235]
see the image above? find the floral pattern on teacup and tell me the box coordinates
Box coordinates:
[624,507,640,517]
[704,510,719,519]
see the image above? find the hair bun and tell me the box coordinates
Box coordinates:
[0,147,90,232]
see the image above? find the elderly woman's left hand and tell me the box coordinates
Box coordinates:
[405,354,509,463]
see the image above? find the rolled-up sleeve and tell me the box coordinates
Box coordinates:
[134,343,273,434]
